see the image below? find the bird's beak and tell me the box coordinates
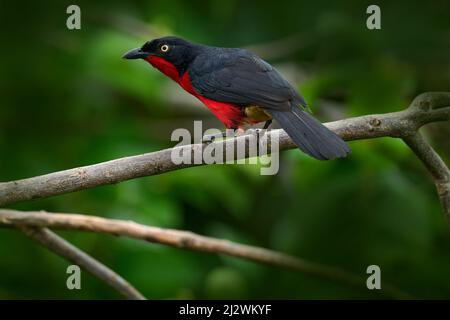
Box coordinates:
[122,48,149,59]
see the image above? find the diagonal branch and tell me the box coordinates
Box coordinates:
[0,209,411,298]
[1,93,449,210]
[19,226,145,300]
[1,92,446,298]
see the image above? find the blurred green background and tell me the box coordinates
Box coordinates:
[1,0,450,299]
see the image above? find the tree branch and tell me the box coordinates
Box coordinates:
[19,225,145,300]
[0,209,410,298]
[403,132,450,223]
[2,93,446,298]
[1,92,449,211]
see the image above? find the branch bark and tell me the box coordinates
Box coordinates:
[19,226,145,300]
[1,92,449,213]
[403,133,450,223]
[0,209,410,298]
[1,92,447,299]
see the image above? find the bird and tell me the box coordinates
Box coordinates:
[123,36,350,160]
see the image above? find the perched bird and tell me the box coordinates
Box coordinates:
[123,36,350,160]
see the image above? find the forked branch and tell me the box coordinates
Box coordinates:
[0,92,449,299]
[0,209,410,298]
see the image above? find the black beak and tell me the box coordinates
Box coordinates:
[122,48,149,59]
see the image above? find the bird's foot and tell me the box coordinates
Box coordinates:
[232,127,262,140]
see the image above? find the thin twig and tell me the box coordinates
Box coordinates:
[19,225,145,300]
[0,209,411,298]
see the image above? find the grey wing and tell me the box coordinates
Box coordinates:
[189,49,307,111]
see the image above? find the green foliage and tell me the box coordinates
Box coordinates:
[0,0,449,299]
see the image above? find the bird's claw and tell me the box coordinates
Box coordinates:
[246,128,266,139]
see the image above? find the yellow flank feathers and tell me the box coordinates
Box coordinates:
[244,106,272,122]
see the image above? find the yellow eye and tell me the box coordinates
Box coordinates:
[160,44,169,52]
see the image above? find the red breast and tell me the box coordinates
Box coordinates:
[145,56,244,129]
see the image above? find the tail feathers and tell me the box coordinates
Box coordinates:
[271,107,351,160]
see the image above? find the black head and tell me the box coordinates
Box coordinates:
[123,36,200,75]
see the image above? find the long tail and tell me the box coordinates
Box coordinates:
[271,106,351,160]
